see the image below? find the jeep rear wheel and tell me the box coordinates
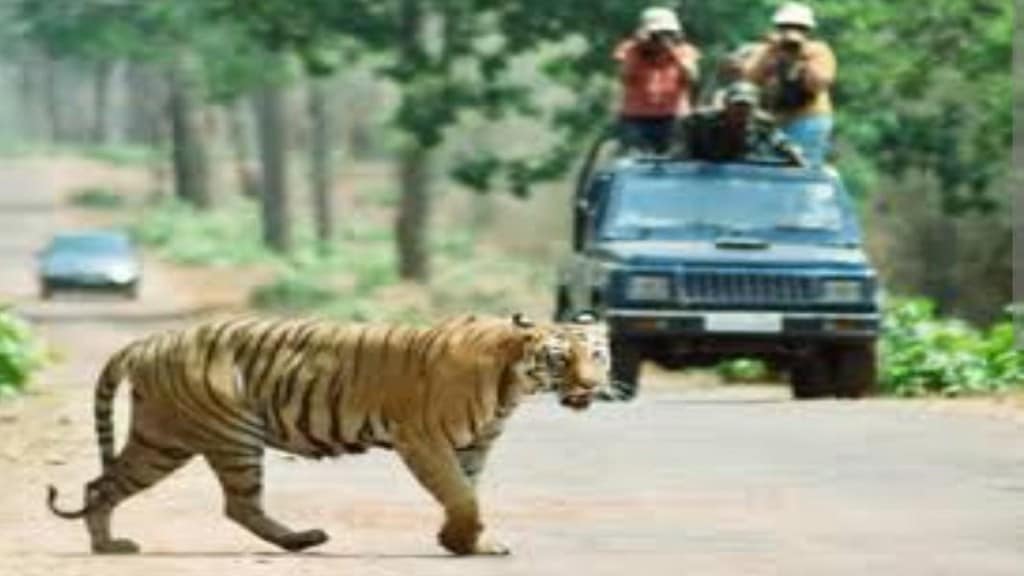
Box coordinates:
[833,342,877,398]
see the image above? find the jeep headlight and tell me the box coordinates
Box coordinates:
[625,275,672,301]
[821,279,863,303]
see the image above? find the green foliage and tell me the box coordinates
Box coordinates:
[0,307,45,395]
[715,359,769,383]
[247,215,551,324]
[880,299,1024,397]
[817,0,1010,215]
[79,145,161,167]
[17,0,286,105]
[69,187,125,210]
[249,272,336,311]
[131,198,272,266]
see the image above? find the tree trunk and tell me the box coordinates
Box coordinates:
[226,100,261,200]
[307,79,336,253]
[17,53,44,143]
[396,141,432,280]
[929,219,959,314]
[395,0,433,282]
[255,83,292,253]
[167,55,211,209]
[125,64,161,146]
[91,60,113,145]
[44,56,64,144]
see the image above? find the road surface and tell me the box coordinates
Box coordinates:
[0,158,1021,576]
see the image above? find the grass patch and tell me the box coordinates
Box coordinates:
[250,273,337,312]
[131,198,275,267]
[0,142,159,167]
[69,187,126,210]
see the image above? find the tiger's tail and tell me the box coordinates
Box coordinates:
[47,347,132,520]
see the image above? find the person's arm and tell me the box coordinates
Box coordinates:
[800,41,836,92]
[614,39,642,82]
[741,41,776,84]
[668,42,701,83]
[769,129,807,167]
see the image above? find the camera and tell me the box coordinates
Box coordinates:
[651,31,681,45]
[779,37,804,53]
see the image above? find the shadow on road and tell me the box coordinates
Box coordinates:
[52,551,456,560]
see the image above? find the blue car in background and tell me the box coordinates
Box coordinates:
[38,231,141,300]
[557,159,881,400]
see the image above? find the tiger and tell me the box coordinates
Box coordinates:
[46,312,610,556]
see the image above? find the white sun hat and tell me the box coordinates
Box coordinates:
[640,7,682,34]
[772,2,817,29]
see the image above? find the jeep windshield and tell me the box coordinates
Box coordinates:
[599,171,850,243]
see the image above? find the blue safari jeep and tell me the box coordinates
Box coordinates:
[556,158,881,399]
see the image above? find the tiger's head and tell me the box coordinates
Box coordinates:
[512,312,612,411]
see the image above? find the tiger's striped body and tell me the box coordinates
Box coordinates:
[48,314,609,556]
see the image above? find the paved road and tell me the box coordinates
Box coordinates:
[0,159,1022,576]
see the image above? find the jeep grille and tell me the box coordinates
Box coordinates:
[679,272,818,304]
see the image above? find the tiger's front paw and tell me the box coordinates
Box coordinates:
[280,528,329,552]
[438,518,482,556]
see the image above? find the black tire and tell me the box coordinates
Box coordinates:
[832,341,877,399]
[608,336,643,401]
[553,287,571,322]
[790,351,831,399]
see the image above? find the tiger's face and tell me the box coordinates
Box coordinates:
[518,315,612,411]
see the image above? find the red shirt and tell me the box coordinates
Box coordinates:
[615,39,700,118]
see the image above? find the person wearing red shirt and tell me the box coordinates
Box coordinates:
[614,7,701,154]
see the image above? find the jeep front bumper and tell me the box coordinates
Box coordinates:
[606,309,880,340]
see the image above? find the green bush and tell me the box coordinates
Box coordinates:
[69,187,125,210]
[880,299,1024,397]
[249,273,337,312]
[131,198,272,266]
[0,307,45,395]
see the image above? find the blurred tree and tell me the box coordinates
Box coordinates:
[255,78,293,253]
[307,77,337,253]
[16,0,216,206]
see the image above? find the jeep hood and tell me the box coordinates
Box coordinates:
[593,240,869,269]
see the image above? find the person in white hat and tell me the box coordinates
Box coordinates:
[613,6,701,154]
[742,2,836,165]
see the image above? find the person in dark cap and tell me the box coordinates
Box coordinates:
[675,81,805,166]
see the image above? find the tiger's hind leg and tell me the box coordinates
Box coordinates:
[85,432,194,554]
[205,449,328,552]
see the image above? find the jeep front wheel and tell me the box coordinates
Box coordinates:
[790,352,831,400]
[553,286,571,322]
[609,337,643,400]
[833,342,877,398]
